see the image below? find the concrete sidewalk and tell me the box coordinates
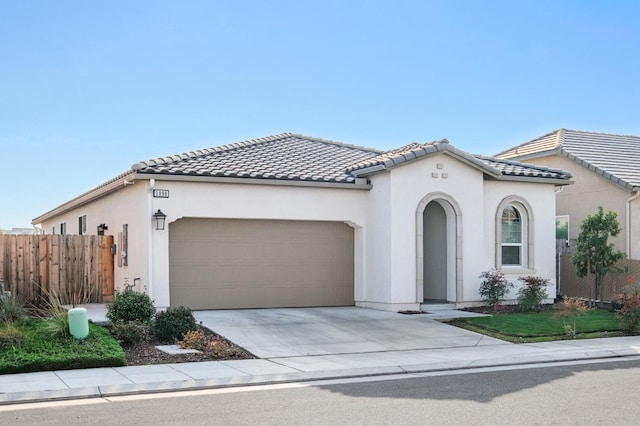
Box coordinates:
[2,334,640,405]
[0,310,640,404]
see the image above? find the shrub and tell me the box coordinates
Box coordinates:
[111,320,150,347]
[0,295,26,323]
[205,337,248,358]
[556,296,590,338]
[107,290,155,324]
[615,293,640,333]
[206,339,227,357]
[178,329,207,350]
[516,276,550,312]
[152,306,197,342]
[479,269,513,310]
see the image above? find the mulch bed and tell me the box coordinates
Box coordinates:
[121,324,256,366]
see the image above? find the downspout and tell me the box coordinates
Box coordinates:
[626,191,639,258]
[554,185,565,297]
[147,179,155,299]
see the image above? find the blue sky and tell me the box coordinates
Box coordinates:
[1,0,639,229]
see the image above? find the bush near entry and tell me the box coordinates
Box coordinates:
[106,290,155,324]
[153,306,197,342]
[479,269,513,310]
[516,276,550,312]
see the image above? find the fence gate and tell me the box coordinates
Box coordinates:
[0,235,114,305]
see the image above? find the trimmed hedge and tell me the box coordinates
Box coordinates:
[153,306,197,342]
[0,319,126,374]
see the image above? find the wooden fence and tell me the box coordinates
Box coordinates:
[0,235,114,305]
[559,254,640,302]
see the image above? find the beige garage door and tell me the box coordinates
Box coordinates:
[169,218,354,310]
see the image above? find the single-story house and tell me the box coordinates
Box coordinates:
[496,129,640,259]
[33,133,572,311]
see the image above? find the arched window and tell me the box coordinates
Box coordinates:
[495,197,533,270]
[501,206,522,265]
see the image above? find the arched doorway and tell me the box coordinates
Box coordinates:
[423,201,448,300]
[416,194,462,304]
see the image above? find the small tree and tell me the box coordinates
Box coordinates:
[572,206,625,306]
[556,297,590,338]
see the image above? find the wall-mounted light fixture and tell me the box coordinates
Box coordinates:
[152,209,167,230]
[97,223,108,235]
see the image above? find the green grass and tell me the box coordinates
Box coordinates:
[0,319,126,374]
[450,309,625,343]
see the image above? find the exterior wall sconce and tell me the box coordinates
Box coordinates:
[97,224,108,235]
[152,209,167,230]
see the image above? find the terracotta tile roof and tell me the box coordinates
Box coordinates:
[348,139,572,181]
[495,129,640,190]
[132,133,382,183]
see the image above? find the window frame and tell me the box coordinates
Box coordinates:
[495,196,534,271]
[501,205,524,266]
[79,215,87,235]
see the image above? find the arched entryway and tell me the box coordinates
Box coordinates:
[423,201,448,300]
[416,193,462,304]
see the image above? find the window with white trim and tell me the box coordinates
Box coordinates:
[495,197,532,270]
[501,206,522,265]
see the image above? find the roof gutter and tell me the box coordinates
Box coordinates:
[132,173,372,189]
[626,191,640,258]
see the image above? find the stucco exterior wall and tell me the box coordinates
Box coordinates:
[36,182,150,295]
[483,180,558,301]
[361,172,392,307]
[391,153,486,306]
[359,153,488,311]
[520,155,633,257]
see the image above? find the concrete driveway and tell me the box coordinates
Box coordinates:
[194,307,508,359]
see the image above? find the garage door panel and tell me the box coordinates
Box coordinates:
[169,219,354,310]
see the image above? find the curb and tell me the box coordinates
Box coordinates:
[3,350,640,406]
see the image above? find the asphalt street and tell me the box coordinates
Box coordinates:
[2,358,639,425]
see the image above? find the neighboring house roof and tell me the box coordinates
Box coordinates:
[131,133,382,184]
[348,139,572,181]
[32,132,572,224]
[495,129,640,191]
[2,228,42,235]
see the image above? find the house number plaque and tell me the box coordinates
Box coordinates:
[153,189,170,198]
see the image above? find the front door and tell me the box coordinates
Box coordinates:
[423,201,447,301]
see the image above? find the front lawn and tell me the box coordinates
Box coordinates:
[450,309,625,343]
[0,319,126,374]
